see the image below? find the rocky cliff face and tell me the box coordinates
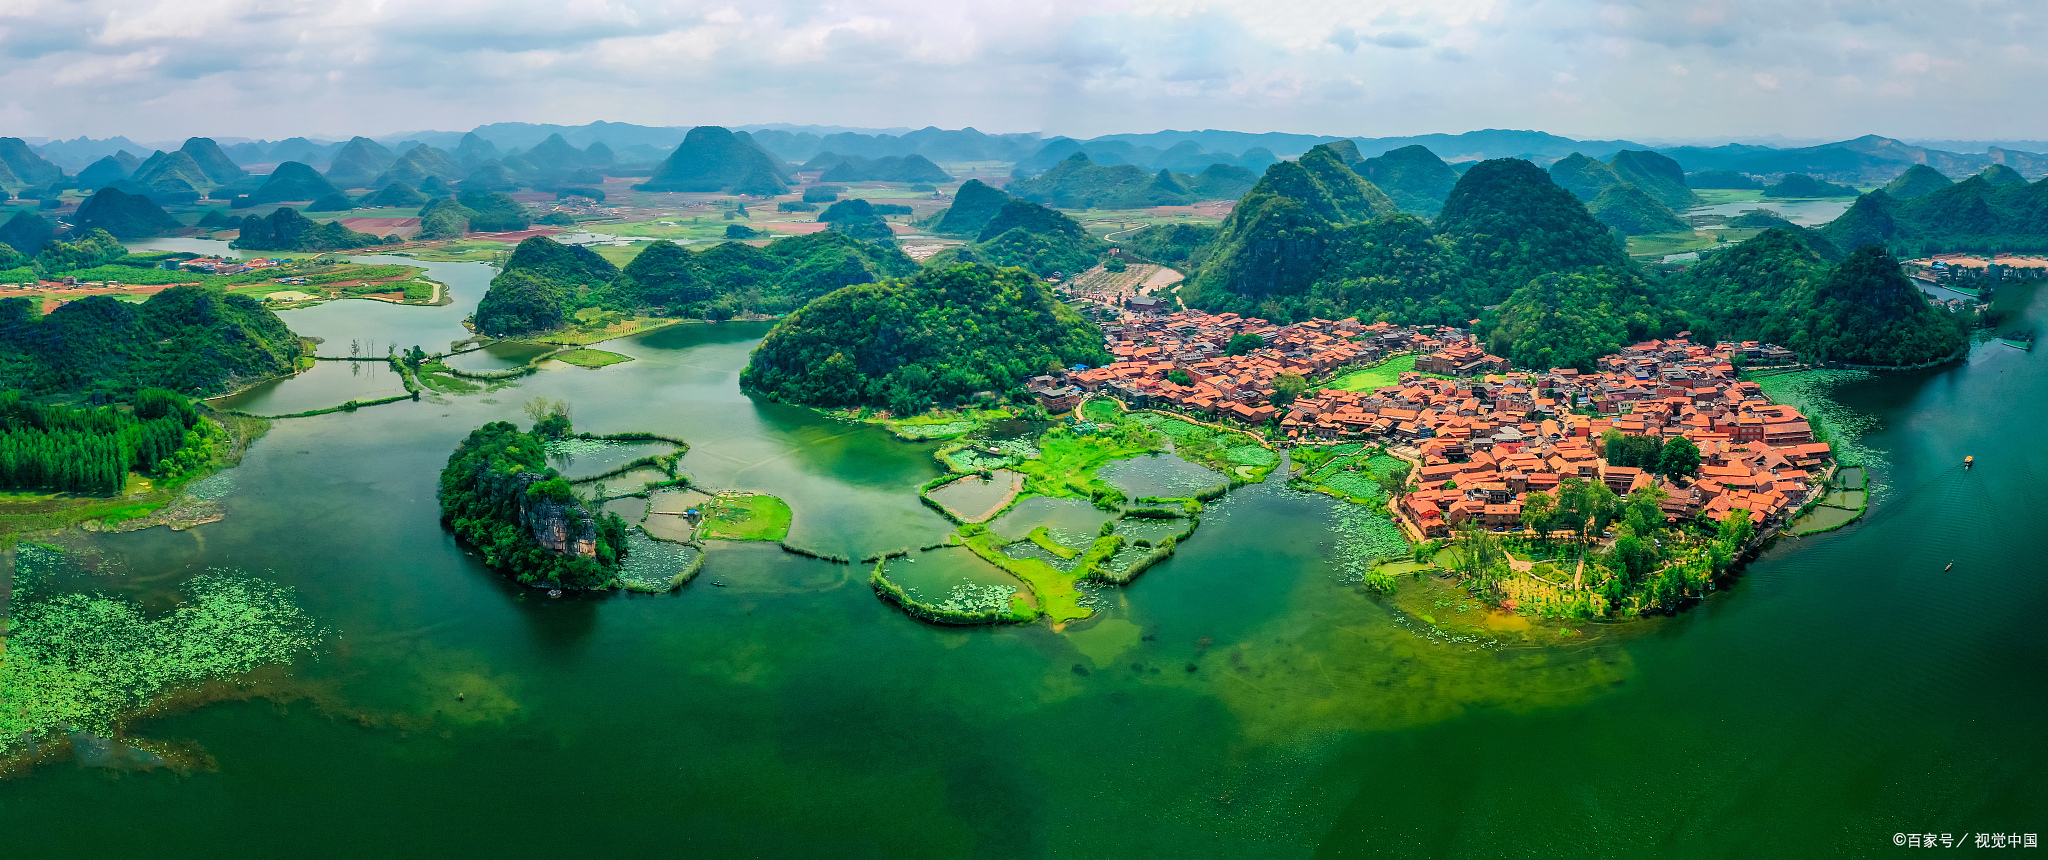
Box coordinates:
[516,472,598,558]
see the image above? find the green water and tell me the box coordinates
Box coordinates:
[3,246,2045,856]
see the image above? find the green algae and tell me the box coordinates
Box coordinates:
[0,545,325,757]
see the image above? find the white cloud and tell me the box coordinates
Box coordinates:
[0,0,2039,141]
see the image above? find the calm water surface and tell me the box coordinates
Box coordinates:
[3,245,2043,857]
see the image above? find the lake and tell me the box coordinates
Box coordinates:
[3,242,2043,857]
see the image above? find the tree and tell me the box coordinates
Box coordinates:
[1225,333,1264,355]
[1166,369,1193,387]
[1271,372,1308,405]
[1521,490,1557,537]
[1656,436,1700,476]
[524,397,572,438]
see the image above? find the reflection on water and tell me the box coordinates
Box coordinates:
[210,360,408,415]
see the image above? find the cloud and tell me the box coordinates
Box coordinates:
[0,0,2039,142]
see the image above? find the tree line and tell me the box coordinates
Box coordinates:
[0,388,207,494]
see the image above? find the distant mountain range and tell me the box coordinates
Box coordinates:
[18,125,2048,185]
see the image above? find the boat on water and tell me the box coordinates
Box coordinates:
[1965,455,1975,470]
[2000,329,2034,350]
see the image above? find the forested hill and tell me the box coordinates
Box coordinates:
[1661,229,1960,366]
[921,199,1107,281]
[1818,175,2048,256]
[472,237,620,336]
[0,286,304,396]
[473,232,918,335]
[1183,143,1400,307]
[636,126,790,194]
[740,262,1108,413]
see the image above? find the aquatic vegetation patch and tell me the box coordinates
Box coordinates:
[616,531,702,591]
[0,565,326,759]
[1329,500,1412,591]
[1752,369,1883,473]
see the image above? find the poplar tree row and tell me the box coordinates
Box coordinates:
[0,388,204,494]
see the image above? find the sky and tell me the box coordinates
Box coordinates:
[1,0,2044,144]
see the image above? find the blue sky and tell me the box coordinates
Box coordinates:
[1,0,2042,142]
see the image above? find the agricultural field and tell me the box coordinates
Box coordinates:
[1325,355,1421,391]
[552,349,634,369]
[698,492,792,541]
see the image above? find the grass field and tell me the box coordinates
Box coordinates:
[553,349,635,368]
[1625,230,1768,260]
[517,313,682,346]
[699,493,792,541]
[1326,355,1420,391]
[1011,425,1165,501]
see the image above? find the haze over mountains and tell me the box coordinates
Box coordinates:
[17,124,2048,190]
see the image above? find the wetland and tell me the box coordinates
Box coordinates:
[0,239,2043,857]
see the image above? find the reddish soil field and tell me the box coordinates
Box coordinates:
[341,217,422,236]
[471,228,566,242]
[759,222,830,234]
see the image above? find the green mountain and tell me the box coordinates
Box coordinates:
[1483,269,1676,371]
[1764,174,1860,198]
[926,179,1010,236]
[0,138,65,190]
[1726,208,1803,230]
[307,193,356,212]
[1183,163,1258,199]
[601,231,916,317]
[32,229,126,272]
[1607,150,1700,210]
[943,199,1107,279]
[1006,153,1154,208]
[812,153,952,183]
[365,181,428,207]
[0,286,303,396]
[251,162,342,204]
[0,241,22,270]
[1976,164,2027,186]
[740,262,1109,412]
[71,188,182,238]
[1685,169,1761,189]
[129,150,216,193]
[1117,222,1218,268]
[1666,228,1833,347]
[231,208,384,251]
[1817,177,2048,256]
[461,161,520,192]
[1182,144,1402,313]
[453,133,501,169]
[0,211,54,256]
[438,420,629,589]
[195,209,237,232]
[523,134,591,172]
[324,137,399,189]
[472,237,620,336]
[456,191,530,232]
[178,138,247,185]
[1548,153,1624,201]
[0,159,18,195]
[418,176,454,198]
[1358,145,1460,218]
[74,154,133,189]
[374,145,464,189]
[1801,245,1964,365]
[817,198,895,241]
[1433,157,1631,302]
[1881,165,1953,199]
[417,197,475,239]
[637,126,791,193]
[1588,183,1686,235]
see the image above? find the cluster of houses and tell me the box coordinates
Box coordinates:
[1063,311,1492,426]
[1054,311,1834,536]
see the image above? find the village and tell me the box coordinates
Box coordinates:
[1049,307,1837,542]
